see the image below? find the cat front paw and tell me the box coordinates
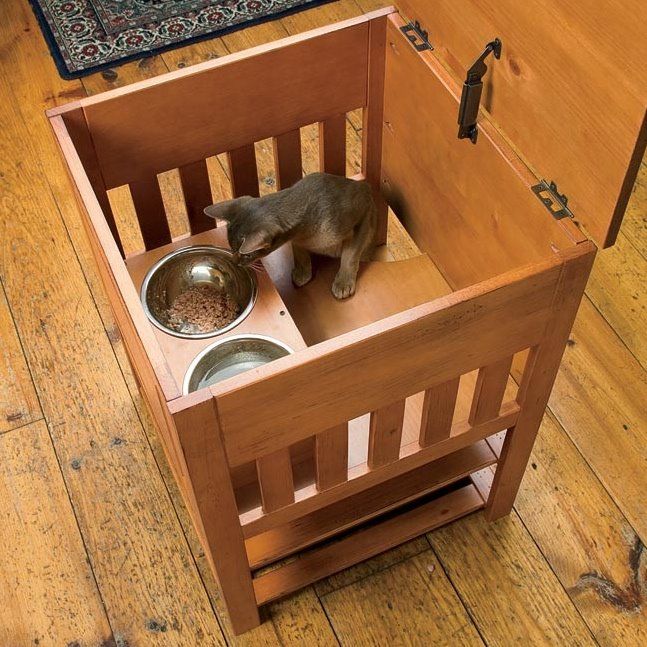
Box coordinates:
[332,274,356,300]
[292,265,312,287]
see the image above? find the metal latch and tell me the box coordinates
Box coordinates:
[400,21,433,52]
[531,180,574,220]
[457,38,502,144]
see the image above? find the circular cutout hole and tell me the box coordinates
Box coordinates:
[140,246,257,339]
[183,334,293,394]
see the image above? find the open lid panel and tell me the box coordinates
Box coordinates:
[397,0,647,248]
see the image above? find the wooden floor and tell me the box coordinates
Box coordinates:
[1,1,645,644]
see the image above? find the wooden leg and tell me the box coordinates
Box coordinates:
[486,243,596,520]
[171,395,260,634]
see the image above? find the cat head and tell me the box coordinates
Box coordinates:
[204,197,282,265]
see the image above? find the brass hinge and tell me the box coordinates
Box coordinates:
[400,21,433,52]
[531,180,574,220]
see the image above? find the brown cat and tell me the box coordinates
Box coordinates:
[204,172,376,299]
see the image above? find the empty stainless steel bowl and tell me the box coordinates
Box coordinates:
[183,334,293,393]
[140,246,257,338]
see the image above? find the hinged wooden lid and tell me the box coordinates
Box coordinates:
[397,0,647,248]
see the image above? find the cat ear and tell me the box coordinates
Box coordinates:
[239,230,272,255]
[203,196,253,221]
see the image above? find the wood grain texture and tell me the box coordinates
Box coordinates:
[419,378,460,447]
[429,511,596,645]
[545,296,647,540]
[362,14,389,244]
[487,243,596,520]
[586,231,646,367]
[253,483,484,605]
[215,255,564,465]
[368,399,405,467]
[0,282,40,433]
[318,114,347,176]
[0,422,112,646]
[381,16,576,290]
[81,20,371,187]
[240,406,518,536]
[179,158,214,234]
[397,0,647,248]
[496,411,647,645]
[227,144,261,198]
[272,129,303,190]
[128,176,173,249]
[469,356,513,425]
[1,69,223,644]
[257,449,296,513]
[315,423,349,491]
[321,550,483,646]
[246,441,496,569]
[173,396,260,634]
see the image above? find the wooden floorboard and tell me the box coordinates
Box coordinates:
[1,0,645,644]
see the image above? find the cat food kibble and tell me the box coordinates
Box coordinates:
[167,284,240,333]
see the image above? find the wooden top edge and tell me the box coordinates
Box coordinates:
[45,101,83,118]
[77,7,396,109]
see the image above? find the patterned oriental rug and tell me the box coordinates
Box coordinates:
[30,0,334,79]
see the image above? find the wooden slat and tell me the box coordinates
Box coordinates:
[381,16,578,291]
[257,449,295,512]
[173,395,260,634]
[315,423,348,491]
[0,281,41,433]
[246,440,496,569]
[469,356,513,425]
[319,114,347,176]
[419,377,460,447]
[273,129,303,190]
[79,18,375,188]
[368,399,405,468]
[362,14,389,245]
[253,483,484,605]
[215,250,573,467]
[128,177,172,249]
[0,422,112,645]
[240,405,519,537]
[227,144,260,197]
[179,159,214,234]
[487,243,596,520]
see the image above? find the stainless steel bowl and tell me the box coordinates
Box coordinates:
[140,245,257,339]
[183,334,293,394]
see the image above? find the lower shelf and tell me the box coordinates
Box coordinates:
[245,440,496,569]
[252,479,485,606]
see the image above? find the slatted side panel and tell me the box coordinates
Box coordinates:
[315,423,349,491]
[257,450,295,513]
[368,400,406,468]
[273,130,303,190]
[419,378,460,447]
[319,114,347,176]
[128,177,172,250]
[227,145,261,198]
[469,356,513,425]
[179,159,214,234]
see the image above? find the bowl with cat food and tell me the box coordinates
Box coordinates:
[141,245,257,339]
[183,334,293,394]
